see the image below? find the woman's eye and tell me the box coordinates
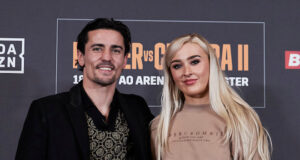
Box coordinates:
[191,59,200,65]
[172,64,181,69]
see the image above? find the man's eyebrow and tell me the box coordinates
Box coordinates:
[89,44,123,50]
[90,44,104,48]
[111,45,123,50]
[170,55,201,64]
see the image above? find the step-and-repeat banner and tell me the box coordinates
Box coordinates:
[1,1,299,159]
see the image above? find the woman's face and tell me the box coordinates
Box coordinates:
[170,42,210,100]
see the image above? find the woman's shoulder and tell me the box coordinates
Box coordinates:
[150,115,160,131]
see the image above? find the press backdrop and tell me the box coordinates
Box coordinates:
[1,0,300,159]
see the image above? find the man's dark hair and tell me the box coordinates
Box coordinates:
[76,18,131,71]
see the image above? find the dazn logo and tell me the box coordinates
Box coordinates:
[0,38,25,74]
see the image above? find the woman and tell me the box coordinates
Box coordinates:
[150,33,271,160]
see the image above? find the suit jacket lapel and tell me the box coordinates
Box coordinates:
[116,91,146,158]
[116,91,139,136]
[65,83,89,160]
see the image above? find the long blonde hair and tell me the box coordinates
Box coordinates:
[155,33,272,160]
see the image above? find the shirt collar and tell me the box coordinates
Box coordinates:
[79,82,120,130]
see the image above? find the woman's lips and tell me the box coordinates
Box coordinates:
[184,79,197,85]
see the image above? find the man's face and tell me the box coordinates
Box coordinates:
[78,29,127,87]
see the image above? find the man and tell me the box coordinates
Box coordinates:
[16,18,154,160]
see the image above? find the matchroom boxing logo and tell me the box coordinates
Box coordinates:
[285,51,300,69]
[0,38,25,74]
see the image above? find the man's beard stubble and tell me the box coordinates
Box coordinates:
[93,60,117,86]
[93,75,116,86]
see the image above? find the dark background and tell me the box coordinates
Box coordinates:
[1,0,299,159]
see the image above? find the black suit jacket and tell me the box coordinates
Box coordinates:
[16,83,154,160]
